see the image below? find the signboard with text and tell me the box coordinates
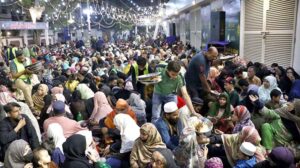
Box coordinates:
[0,21,48,30]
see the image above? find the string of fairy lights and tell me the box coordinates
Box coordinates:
[0,0,165,30]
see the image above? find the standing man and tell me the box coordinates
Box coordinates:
[185,47,219,100]
[0,102,39,161]
[152,61,198,123]
[10,50,35,111]
[127,56,152,98]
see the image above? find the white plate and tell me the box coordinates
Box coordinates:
[219,55,235,60]
[139,78,162,85]
[210,90,221,96]
[137,72,161,80]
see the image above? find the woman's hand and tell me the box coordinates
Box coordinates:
[249,95,259,102]
[103,145,110,156]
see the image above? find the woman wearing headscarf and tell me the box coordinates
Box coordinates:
[106,113,140,168]
[150,148,179,168]
[76,83,95,100]
[208,67,222,93]
[231,105,255,133]
[198,126,266,167]
[70,90,89,121]
[204,157,224,168]
[130,123,166,168]
[207,92,234,133]
[89,91,112,125]
[51,87,64,95]
[127,93,147,126]
[62,134,101,168]
[103,99,137,129]
[253,147,295,168]
[4,139,33,168]
[258,75,283,104]
[250,96,300,153]
[279,67,300,96]
[47,123,66,167]
[173,127,207,168]
[32,84,50,117]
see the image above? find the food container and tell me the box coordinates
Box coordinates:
[188,117,214,136]
[137,72,162,85]
[25,61,43,73]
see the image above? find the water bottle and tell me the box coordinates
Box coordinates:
[76,112,83,121]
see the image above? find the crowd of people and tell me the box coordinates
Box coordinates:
[0,35,299,168]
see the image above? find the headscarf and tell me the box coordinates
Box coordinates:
[232,105,254,133]
[204,157,223,168]
[32,84,49,112]
[113,113,140,153]
[90,91,112,122]
[222,126,265,166]
[46,94,71,114]
[4,139,32,168]
[208,92,232,118]
[104,99,137,129]
[51,87,64,95]
[47,123,66,153]
[268,147,295,168]
[174,127,204,168]
[76,83,95,100]
[258,75,281,103]
[63,134,91,168]
[130,123,166,167]
[127,93,146,125]
[153,148,179,168]
[0,92,16,104]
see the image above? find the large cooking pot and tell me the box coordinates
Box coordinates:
[25,61,43,73]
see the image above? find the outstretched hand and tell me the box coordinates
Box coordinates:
[249,95,259,102]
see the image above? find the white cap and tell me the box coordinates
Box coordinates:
[240,142,256,156]
[164,102,178,113]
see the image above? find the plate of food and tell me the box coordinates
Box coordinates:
[137,72,161,81]
[219,55,235,60]
[188,117,213,136]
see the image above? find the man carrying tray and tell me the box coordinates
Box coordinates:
[10,50,35,111]
[152,60,201,123]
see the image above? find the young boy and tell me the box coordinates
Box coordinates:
[265,89,284,110]
[224,77,240,107]
[234,142,257,168]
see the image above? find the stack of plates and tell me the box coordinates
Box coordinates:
[137,72,162,85]
[25,62,43,74]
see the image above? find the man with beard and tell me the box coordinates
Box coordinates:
[155,102,182,150]
[0,102,39,161]
[10,50,35,111]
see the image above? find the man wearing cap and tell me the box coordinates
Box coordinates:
[43,101,87,138]
[0,102,39,161]
[224,77,240,107]
[185,47,218,100]
[10,50,35,111]
[155,102,182,150]
[235,142,257,167]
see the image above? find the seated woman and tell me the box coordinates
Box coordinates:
[106,113,140,168]
[197,126,266,168]
[130,123,166,168]
[62,134,103,168]
[249,95,300,152]
[4,139,33,168]
[127,93,147,126]
[70,90,89,121]
[232,105,255,134]
[207,92,234,133]
[46,93,73,119]
[89,91,112,125]
[46,123,66,167]
[254,147,295,168]
[279,67,300,97]
[258,75,283,104]
[32,84,50,117]
[150,148,179,168]
[32,147,58,168]
[173,127,208,168]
